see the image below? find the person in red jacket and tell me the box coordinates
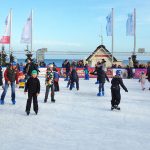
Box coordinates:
[0,62,19,105]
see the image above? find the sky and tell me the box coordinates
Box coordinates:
[0,0,150,59]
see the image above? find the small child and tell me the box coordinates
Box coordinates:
[53,68,60,92]
[139,72,147,90]
[111,70,128,110]
[24,70,40,115]
[84,64,89,80]
[44,64,55,103]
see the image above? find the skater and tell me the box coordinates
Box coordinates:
[24,70,40,115]
[23,58,38,80]
[0,62,19,105]
[84,64,89,80]
[0,65,3,87]
[64,59,70,81]
[69,66,79,90]
[128,57,133,78]
[146,62,150,90]
[92,66,109,96]
[111,70,128,110]
[44,64,55,103]
[139,72,147,90]
[53,68,60,92]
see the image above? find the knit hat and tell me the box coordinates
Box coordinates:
[32,70,37,75]
[116,70,122,76]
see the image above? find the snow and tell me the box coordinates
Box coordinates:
[0,78,150,150]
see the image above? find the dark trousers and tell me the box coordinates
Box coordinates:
[26,93,38,112]
[44,85,55,102]
[99,83,104,93]
[111,88,121,107]
[70,80,79,90]
[54,81,59,91]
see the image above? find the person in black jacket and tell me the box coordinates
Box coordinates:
[93,66,109,96]
[0,66,3,86]
[146,62,150,90]
[23,59,38,80]
[111,70,128,110]
[64,60,70,81]
[24,70,40,115]
[70,67,79,90]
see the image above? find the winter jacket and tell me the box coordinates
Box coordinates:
[4,67,19,84]
[24,62,38,76]
[24,77,40,94]
[65,62,70,73]
[70,69,78,81]
[0,68,3,86]
[54,71,60,82]
[93,67,109,83]
[45,69,54,86]
[111,75,128,91]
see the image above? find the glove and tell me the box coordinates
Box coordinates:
[125,89,128,92]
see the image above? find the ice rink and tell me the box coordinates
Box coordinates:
[0,78,150,150]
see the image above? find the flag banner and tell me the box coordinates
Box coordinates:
[126,13,134,36]
[21,14,32,43]
[0,12,11,44]
[106,12,112,36]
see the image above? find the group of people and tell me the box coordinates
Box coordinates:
[1,58,150,115]
[0,59,60,116]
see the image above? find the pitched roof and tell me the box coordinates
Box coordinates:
[86,45,117,62]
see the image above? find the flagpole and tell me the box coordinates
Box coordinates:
[133,8,136,55]
[111,8,114,65]
[31,9,33,53]
[9,8,12,61]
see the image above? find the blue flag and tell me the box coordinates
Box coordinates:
[106,13,112,36]
[126,13,134,36]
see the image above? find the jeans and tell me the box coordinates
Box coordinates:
[99,83,104,93]
[1,82,15,101]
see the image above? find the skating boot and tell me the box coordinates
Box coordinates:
[102,91,104,96]
[114,105,120,110]
[97,92,101,96]
[12,100,16,105]
[0,99,4,105]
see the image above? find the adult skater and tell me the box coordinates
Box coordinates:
[92,66,109,96]
[24,70,40,115]
[23,58,38,80]
[44,64,55,103]
[64,59,70,81]
[146,62,150,90]
[69,66,79,90]
[111,70,128,110]
[0,62,19,105]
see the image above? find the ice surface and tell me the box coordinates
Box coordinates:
[0,78,150,150]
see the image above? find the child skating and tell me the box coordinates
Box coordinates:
[44,64,55,103]
[111,70,128,110]
[139,72,147,90]
[24,70,40,115]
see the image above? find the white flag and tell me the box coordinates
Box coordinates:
[21,13,32,43]
[126,13,134,36]
[106,12,112,36]
[0,12,11,44]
